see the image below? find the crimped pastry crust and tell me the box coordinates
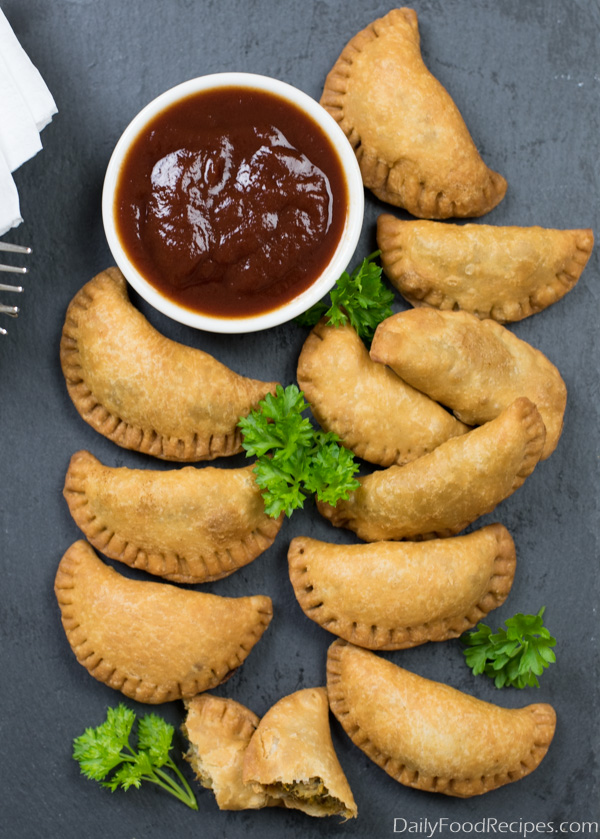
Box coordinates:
[242,687,357,819]
[296,319,468,467]
[320,8,506,218]
[54,540,273,703]
[60,267,278,461]
[63,450,282,583]
[288,524,515,649]
[327,641,556,797]
[370,308,566,459]
[377,215,594,322]
[183,694,278,810]
[317,398,545,541]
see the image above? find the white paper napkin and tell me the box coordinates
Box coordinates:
[0,147,22,234]
[0,8,57,236]
[0,8,57,131]
[0,51,43,172]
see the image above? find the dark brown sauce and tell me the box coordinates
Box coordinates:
[114,87,348,318]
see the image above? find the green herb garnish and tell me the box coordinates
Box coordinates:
[73,704,198,809]
[295,251,394,344]
[238,384,360,518]
[462,607,556,689]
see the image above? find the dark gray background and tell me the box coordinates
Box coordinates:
[1,1,598,837]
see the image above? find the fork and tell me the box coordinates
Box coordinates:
[0,242,31,334]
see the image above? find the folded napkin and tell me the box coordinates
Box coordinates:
[0,8,57,236]
[0,9,57,130]
[0,147,21,233]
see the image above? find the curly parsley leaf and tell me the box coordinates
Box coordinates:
[238,384,360,518]
[72,704,136,782]
[462,607,556,689]
[295,251,394,344]
[295,300,329,326]
[252,457,307,518]
[73,704,198,809]
[137,713,173,768]
[304,432,362,505]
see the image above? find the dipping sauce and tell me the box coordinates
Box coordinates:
[114,87,348,318]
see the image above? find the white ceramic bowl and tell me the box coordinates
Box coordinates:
[102,72,364,333]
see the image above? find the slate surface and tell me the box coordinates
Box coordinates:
[0,1,598,838]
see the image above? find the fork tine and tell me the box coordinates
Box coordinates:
[0,264,27,274]
[0,243,32,254]
[1,243,30,333]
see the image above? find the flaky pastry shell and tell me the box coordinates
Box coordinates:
[243,687,357,819]
[183,694,278,810]
[60,267,277,461]
[321,8,506,218]
[288,524,515,649]
[377,215,594,322]
[54,540,272,703]
[63,450,282,583]
[370,308,566,459]
[296,319,468,467]
[327,641,556,797]
[318,398,545,541]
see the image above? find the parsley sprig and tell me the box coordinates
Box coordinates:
[296,251,394,344]
[238,384,360,518]
[462,607,556,689]
[73,704,198,809]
